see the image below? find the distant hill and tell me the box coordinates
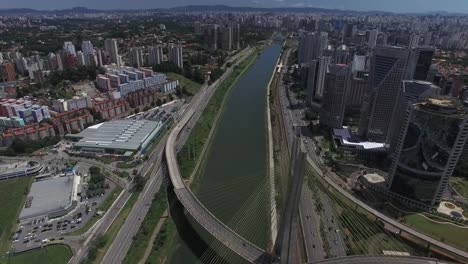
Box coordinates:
[0,5,465,16]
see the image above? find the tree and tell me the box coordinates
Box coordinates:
[156,98,163,106]
[133,174,146,192]
[134,108,140,114]
[210,68,225,82]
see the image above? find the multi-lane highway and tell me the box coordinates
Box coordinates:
[100,47,256,264]
[299,187,325,262]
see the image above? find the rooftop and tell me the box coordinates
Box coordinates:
[333,127,385,150]
[19,176,74,220]
[69,119,163,151]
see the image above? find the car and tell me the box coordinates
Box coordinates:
[70,225,76,229]
[58,237,64,240]
[312,244,316,248]
[23,240,29,244]
[313,233,316,237]
[335,229,340,233]
[334,240,338,245]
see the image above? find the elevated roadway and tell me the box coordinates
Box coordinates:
[165,48,277,263]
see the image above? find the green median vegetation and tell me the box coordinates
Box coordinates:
[0,176,33,256]
[451,177,468,198]
[166,72,202,96]
[402,214,468,251]
[6,244,72,264]
[83,191,139,264]
[145,219,177,264]
[177,51,259,179]
[67,185,123,236]
[122,189,168,264]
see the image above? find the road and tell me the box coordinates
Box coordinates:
[299,187,325,262]
[100,47,256,264]
[275,47,468,262]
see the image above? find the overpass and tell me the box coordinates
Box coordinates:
[165,105,275,263]
[306,154,468,262]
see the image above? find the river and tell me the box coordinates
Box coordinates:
[170,42,283,264]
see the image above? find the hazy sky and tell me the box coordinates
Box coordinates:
[2,0,468,13]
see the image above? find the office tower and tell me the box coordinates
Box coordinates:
[368,29,378,49]
[359,46,410,143]
[194,21,203,35]
[388,80,441,153]
[347,74,368,110]
[82,40,94,55]
[218,26,233,50]
[319,64,350,128]
[96,49,103,67]
[388,97,468,206]
[322,45,334,57]
[169,44,183,69]
[63,41,76,56]
[334,45,350,65]
[77,51,86,66]
[409,34,421,48]
[406,47,435,81]
[377,33,388,47]
[424,31,432,46]
[298,32,328,64]
[314,56,332,99]
[351,55,367,74]
[0,63,17,81]
[148,45,163,66]
[129,47,144,68]
[104,39,120,67]
[343,23,353,39]
[302,61,318,103]
[204,24,219,50]
[230,23,241,50]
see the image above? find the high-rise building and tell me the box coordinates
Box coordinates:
[406,47,435,81]
[82,40,94,55]
[194,21,203,35]
[368,29,378,49]
[169,44,183,69]
[298,32,328,64]
[0,63,17,82]
[409,34,421,48]
[63,41,76,56]
[104,39,120,67]
[129,47,144,68]
[359,46,410,143]
[424,31,432,46]
[334,45,350,65]
[204,24,219,50]
[347,74,369,111]
[77,51,86,66]
[218,25,233,50]
[230,23,241,50]
[302,61,318,104]
[314,56,332,99]
[148,45,163,66]
[319,64,350,128]
[388,97,468,206]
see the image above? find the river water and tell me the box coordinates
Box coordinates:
[170,43,282,264]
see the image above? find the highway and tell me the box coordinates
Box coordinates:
[275,44,468,262]
[165,47,276,263]
[99,47,257,264]
[299,187,325,262]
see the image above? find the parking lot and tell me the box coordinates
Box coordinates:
[11,180,117,254]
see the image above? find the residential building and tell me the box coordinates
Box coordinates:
[148,45,163,66]
[0,63,16,82]
[169,44,183,69]
[104,39,120,67]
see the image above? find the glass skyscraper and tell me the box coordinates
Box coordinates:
[389,97,468,205]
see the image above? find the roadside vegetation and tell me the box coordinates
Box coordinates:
[177,51,258,178]
[451,177,468,198]
[67,185,123,236]
[6,244,72,264]
[145,219,177,264]
[0,176,33,256]
[82,192,139,264]
[166,72,202,95]
[122,189,168,264]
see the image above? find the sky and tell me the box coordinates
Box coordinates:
[1,0,468,13]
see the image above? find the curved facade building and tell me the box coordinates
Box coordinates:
[389,97,468,206]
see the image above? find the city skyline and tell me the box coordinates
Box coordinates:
[2,0,468,14]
